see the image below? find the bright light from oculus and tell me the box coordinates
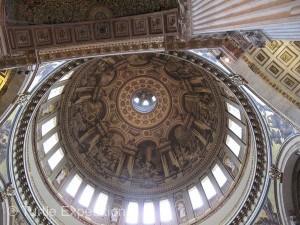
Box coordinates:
[142,100,149,106]
[132,90,157,113]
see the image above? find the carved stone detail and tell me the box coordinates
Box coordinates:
[228,30,270,50]
[269,164,282,182]
[177,0,191,41]
[15,94,30,106]
[241,30,270,48]
[0,183,15,202]
[229,74,248,86]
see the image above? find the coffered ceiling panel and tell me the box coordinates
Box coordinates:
[246,41,300,101]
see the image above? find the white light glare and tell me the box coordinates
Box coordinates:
[152,96,156,101]
[134,97,139,103]
[142,100,149,106]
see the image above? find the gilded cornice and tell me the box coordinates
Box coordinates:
[0,35,246,70]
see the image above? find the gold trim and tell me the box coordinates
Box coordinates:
[0,69,15,99]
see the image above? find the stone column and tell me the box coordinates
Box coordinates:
[189,0,300,40]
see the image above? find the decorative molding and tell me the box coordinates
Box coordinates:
[0,51,37,70]
[240,30,270,49]
[0,183,15,202]
[177,0,191,41]
[15,93,30,106]
[0,31,265,69]
[269,164,282,182]
[4,9,178,53]
[229,74,248,86]
[165,36,244,60]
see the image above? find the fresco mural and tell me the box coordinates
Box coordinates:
[246,88,298,150]
[53,54,225,192]
[255,197,280,225]
[132,141,164,180]
[169,124,207,173]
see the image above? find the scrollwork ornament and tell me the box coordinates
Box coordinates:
[15,94,30,106]
[0,183,15,202]
[269,164,282,182]
[229,74,248,86]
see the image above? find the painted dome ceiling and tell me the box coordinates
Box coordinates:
[56,53,226,195]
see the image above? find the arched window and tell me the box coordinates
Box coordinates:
[143,202,155,224]
[48,85,65,99]
[93,193,108,216]
[201,177,216,200]
[66,174,82,197]
[59,71,74,81]
[226,135,241,157]
[212,164,227,187]
[226,103,241,120]
[43,133,59,153]
[41,117,57,136]
[126,201,139,224]
[79,185,95,207]
[48,148,64,170]
[228,119,242,138]
[188,186,203,209]
[159,199,172,222]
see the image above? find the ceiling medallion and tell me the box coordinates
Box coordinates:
[117,76,171,129]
